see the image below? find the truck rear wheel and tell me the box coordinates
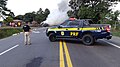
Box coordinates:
[82,34,94,46]
[49,33,56,42]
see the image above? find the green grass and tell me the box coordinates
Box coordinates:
[112,30,120,37]
[0,28,22,39]
[111,26,120,37]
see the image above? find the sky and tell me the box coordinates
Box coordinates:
[6,0,120,16]
[6,0,61,16]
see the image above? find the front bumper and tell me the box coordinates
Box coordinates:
[46,28,49,36]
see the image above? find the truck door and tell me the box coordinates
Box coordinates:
[56,20,69,37]
[66,21,80,38]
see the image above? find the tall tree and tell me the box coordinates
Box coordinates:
[22,8,50,24]
[0,0,14,18]
[3,16,13,24]
[44,8,50,17]
[68,0,119,23]
[110,10,120,29]
[23,12,35,22]
[35,8,44,24]
[35,8,50,24]
[14,15,24,20]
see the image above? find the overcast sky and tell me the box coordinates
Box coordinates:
[6,0,120,16]
[6,0,61,16]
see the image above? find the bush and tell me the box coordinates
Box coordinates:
[111,26,120,37]
[0,28,22,39]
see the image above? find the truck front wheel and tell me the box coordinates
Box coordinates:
[82,34,94,46]
[49,33,56,42]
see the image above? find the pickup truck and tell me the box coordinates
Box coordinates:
[46,19,112,45]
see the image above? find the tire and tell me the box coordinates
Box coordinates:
[82,34,94,46]
[49,33,56,42]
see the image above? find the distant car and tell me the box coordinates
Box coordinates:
[46,18,112,45]
[43,23,49,27]
[40,22,49,27]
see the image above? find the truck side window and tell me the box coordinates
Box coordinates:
[60,21,68,26]
[83,20,90,26]
[89,20,94,24]
[68,21,79,27]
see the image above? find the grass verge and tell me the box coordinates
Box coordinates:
[0,28,22,39]
[111,27,120,37]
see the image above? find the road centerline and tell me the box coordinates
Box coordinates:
[0,44,19,56]
[63,41,73,67]
[60,41,65,67]
[59,41,73,67]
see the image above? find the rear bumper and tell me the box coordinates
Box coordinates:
[94,32,112,40]
[106,34,112,40]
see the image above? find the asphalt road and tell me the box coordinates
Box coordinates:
[0,27,120,67]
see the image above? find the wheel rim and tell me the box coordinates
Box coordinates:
[52,36,55,41]
[84,36,91,43]
[50,35,56,41]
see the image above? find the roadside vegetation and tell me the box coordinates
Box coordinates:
[111,26,120,37]
[0,28,22,39]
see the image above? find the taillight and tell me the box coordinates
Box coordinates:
[105,25,111,32]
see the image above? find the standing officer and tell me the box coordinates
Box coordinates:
[23,22,31,45]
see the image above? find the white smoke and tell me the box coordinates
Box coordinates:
[44,0,70,25]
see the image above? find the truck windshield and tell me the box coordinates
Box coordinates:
[60,20,69,26]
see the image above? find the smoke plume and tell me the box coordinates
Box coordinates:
[44,0,70,25]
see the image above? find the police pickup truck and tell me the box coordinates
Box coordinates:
[46,18,112,45]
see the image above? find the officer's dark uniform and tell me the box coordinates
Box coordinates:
[23,24,31,45]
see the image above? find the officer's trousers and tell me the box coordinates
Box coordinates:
[24,32,31,44]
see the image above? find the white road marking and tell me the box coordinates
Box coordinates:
[12,34,18,36]
[0,44,19,56]
[32,31,40,33]
[104,41,120,49]
[12,33,21,36]
[20,32,23,34]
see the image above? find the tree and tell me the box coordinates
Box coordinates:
[14,15,24,20]
[3,16,13,24]
[44,8,50,17]
[110,10,120,29]
[67,10,74,17]
[21,8,50,24]
[68,0,119,23]
[35,8,50,24]
[0,0,15,18]
[23,12,35,22]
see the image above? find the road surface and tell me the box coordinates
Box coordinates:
[0,27,120,67]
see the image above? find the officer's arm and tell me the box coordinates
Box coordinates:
[29,26,32,32]
[22,26,25,33]
[29,29,32,32]
[23,30,25,33]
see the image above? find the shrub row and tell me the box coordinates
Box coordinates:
[111,26,120,37]
[0,28,22,39]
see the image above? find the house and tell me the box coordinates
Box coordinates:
[10,20,23,27]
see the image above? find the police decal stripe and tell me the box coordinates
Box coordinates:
[48,27,102,31]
